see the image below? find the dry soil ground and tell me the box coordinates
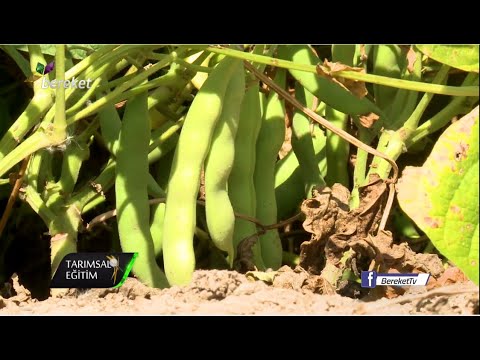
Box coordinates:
[1,269,478,315]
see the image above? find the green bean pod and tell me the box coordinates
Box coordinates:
[371,45,405,112]
[324,106,349,187]
[275,124,326,219]
[332,45,356,67]
[353,44,373,67]
[147,121,180,163]
[291,82,326,196]
[98,100,122,155]
[146,175,166,198]
[229,82,266,270]
[324,45,357,188]
[391,47,422,128]
[56,134,90,195]
[254,69,287,270]
[278,45,382,116]
[205,63,245,263]
[259,90,267,119]
[115,91,169,289]
[150,150,175,257]
[162,57,241,286]
[380,46,422,129]
[99,101,166,200]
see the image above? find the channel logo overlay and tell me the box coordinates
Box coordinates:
[361,271,430,288]
[25,61,55,83]
[37,61,55,76]
[50,252,138,288]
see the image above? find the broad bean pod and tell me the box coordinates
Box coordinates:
[291,81,326,196]
[254,69,286,270]
[162,56,241,285]
[275,124,326,220]
[229,81,266,270]
[204,63,245,264]
[115,91,169,288]
[278,45,382,116]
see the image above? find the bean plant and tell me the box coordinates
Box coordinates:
[0,44,478,290]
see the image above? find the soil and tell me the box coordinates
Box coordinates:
[1,269,478,315]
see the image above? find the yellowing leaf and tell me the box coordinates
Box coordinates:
[397,106,479,284]
[415,45,479,73]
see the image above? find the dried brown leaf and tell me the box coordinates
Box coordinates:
[316,60,368,98]
[358,112,380,129]
[406,46,417,73]
[427,266,470,290]
[359,44,368,62]
[299,184,350,274]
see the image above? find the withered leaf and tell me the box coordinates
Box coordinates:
[316,59,368,99]
[427,266,470,290]
[406,46,417,73]
[298,168,446,299]
[245,270,277,284]
[359,112,380,128]
[359,44,368,62]
[299,184,350,275]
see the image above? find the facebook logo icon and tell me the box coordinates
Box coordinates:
[361,271,377,288]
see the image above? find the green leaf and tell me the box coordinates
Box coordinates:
[415,45,479,73]
[397,106,479,284]
[14,45,102,60]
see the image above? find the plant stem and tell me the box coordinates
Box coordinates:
[65,77,101,116]
[368,68,474,180]
[64,45,117,80]
[0,90,54,162]
[72,119,182,211]
[82,195,105,214]
[201,45,479,97]
[95,72,138,93]
[146,52,169,61]
[73,45,158,81]
[257,45,277,74]
[54,119,98,195]
[148,118,184,152]
[28,45,47,94]
[173,58,213,73]
[67,45,95,55]
[125,55,145,70]
[23,185,56,225]
[407,73,479,147]
[49,206,82,278]
[350,128,371,209]
[66,49,188,124]
[0,156,30,237]
[104,58,131,79]
[53,45,67,139]
[1,46,31,77]
[403,64,451,132]
[0,131,52,178]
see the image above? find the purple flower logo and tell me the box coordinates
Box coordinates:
[35,61,55,76]
[44,61,55,75]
